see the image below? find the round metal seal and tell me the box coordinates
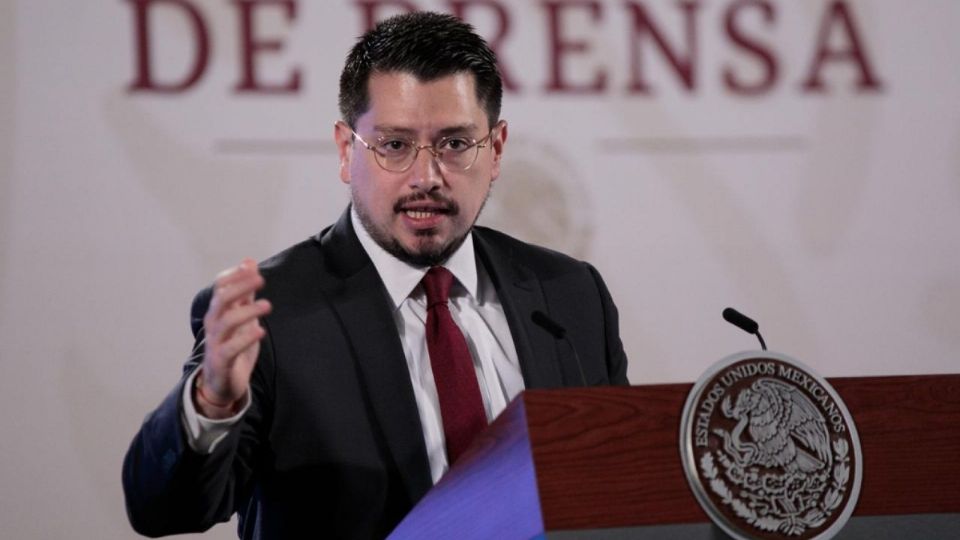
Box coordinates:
[680,351,862,539]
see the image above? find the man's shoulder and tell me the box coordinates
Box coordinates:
[258,233,326,278]
[473,225,589,271]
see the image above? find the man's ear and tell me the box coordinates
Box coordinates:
[334,121,354,184]
[490,120,508,182]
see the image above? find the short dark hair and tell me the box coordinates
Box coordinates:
[338,12,503,130]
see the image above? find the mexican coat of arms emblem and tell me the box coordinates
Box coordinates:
[680,352,862,539]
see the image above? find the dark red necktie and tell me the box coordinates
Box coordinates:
[422,266,487,464]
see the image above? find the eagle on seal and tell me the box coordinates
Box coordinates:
[714,378,831,473]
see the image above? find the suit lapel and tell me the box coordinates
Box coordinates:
[473,229,564,389]
[316,210,433,504]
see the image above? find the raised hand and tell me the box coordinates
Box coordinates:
[195,258,272,418]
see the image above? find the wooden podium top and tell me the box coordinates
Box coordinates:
[528,374,960,530]
[390,374,960,537]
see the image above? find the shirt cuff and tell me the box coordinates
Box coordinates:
[180,368,251,454]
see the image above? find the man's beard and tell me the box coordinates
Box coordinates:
[353,190,489,268]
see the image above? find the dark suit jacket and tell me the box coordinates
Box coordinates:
[123,209,628,539]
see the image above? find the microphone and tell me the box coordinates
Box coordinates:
[722,307,767,351]
[531,310,588,386]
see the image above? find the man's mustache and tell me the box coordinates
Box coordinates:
[393,193,460,215]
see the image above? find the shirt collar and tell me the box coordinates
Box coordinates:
[351,207,479,309]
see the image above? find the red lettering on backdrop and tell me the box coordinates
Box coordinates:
[127,0,209,93]
[123,0,886,98]
[233,0,302,93]
[626,0,699,95]
[355,0,418,32]
[543,0,607,94]
[801,0,883,93]
[448,0,520,92]
[723,0,777,95]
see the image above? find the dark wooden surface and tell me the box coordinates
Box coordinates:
[524,374,960,531]
[835,375,960,516]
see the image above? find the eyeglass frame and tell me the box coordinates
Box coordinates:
[345,121,503,173]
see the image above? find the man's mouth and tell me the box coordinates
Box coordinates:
[395,195,459,220]
[404,209,441,219]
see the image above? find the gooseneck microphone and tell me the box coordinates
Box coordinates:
[531,310,588,386]
[722,307,767,351]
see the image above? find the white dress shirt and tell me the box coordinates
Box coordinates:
[182,209,525,484]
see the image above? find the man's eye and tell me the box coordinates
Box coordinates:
[440,138,471,152]
[378,140,410,155]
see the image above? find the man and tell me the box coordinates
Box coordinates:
[123,11,628,539]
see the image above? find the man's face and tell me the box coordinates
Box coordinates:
[335,71,507,267]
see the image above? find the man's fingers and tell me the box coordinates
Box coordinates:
[214,273,263,309]
[212,258,258,288]
[217,322,266,363]
[201,318,264,402]
[211,299,272,343]
[202,260,269,381]
[208,269,265,319]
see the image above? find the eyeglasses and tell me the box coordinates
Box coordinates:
[350,126,497,173]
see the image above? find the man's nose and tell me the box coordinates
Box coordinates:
[408,147,443,190]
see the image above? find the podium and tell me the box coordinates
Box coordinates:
[389,375,960,538]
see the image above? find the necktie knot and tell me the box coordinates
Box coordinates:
[422,267,454,308]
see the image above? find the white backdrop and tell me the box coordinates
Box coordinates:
[2,1,958,538]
